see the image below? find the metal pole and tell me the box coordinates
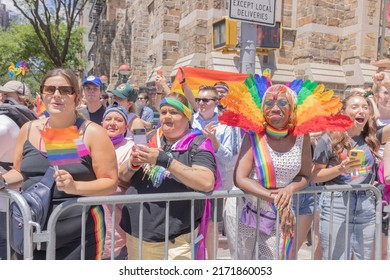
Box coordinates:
[240,22,257,74]
[380,0,389,59]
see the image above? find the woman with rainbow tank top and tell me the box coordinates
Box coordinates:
[0,68,118,259]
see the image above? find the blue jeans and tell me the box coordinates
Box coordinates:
[0,212,6,260]
[319,191,376,260]
[292,192,315,216]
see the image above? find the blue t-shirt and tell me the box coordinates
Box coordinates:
[313,133,375,185]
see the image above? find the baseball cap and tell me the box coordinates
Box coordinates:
[0,80,31,97]
[82,75,103,88]
[109,83,137,102]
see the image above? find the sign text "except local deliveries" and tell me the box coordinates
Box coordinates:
[231,0,273,12]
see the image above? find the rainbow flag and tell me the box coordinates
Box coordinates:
[40,126,82,166]
[171,66,249,96]
[35,95,49,117]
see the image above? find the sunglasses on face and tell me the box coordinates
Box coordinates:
[41,85,75,95]
[263,99,289,108]
[195,98,216,103]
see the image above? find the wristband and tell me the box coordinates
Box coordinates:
[156,92,164,95]
[180,78,186,85]
[127,160,141,173]
[156,150,173,169]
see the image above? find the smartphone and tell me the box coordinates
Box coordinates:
[348,149,365,165]
[133,128,147,149]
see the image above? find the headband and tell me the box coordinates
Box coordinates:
[103,102,128,123]
[215,85,229,92]
[160,97,192,120]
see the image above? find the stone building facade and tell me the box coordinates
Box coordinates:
[0,1,9,30]
[86,0,390,94]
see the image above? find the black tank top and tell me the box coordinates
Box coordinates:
[20,119,96,200]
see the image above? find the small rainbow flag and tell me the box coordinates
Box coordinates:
[40,126,83,166]
[35,95,49,117]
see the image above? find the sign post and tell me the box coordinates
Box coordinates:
[229,0,276,74]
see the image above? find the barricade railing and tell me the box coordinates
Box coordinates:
[1,184,386,260]
[0,189,35,260]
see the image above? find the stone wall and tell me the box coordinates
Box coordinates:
[88,0,390,91]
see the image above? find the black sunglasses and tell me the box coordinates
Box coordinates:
[41,85,75,95]
[263,99,289,108]
[195,98,217,103]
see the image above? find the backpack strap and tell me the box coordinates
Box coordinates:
[3,97,19,105]
[188,134,206,161]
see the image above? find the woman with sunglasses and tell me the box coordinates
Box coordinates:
[0,68,118,259]
[232,85,312,260]
[119,93,219,260]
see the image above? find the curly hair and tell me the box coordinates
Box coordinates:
[329,90,380,162]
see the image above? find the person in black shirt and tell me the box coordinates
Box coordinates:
[78,75,105,124]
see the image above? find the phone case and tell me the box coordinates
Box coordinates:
[348,149,365,165]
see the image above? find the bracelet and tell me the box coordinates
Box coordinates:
[127,160,141,173]
[156,150,173,169]
[156,92,164,95]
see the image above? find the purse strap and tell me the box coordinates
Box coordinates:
[41,166,56,189]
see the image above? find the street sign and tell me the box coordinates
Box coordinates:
[229,0,276,26]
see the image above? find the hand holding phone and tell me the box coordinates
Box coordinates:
[348,149,365,166]
[133,128,147,150]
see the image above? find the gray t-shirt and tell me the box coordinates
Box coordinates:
[313,133,375,185]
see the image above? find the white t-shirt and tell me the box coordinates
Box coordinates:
[0,115,20,165]
[0,115,20,210]
[378,118,390,157]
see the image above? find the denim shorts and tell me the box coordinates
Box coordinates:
[292,183,322,216]
[292,192,315,216]
[319,191,376,260]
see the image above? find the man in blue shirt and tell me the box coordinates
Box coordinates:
[191,85,234,260]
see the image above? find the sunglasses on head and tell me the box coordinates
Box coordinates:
[41,85,75,95]
[263,99,289,108]
[195,98,216,103]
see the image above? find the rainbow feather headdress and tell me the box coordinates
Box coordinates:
[219,69,353,135]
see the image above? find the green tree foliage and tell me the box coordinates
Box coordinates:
[11,0,89,68]
[0,23,85,95]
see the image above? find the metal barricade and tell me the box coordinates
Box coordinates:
[0,189,36,260]
[1,184,385,260]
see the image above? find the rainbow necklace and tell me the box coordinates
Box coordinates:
[265,125,289,138]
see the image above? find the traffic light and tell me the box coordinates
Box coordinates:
[212,17,237,50]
